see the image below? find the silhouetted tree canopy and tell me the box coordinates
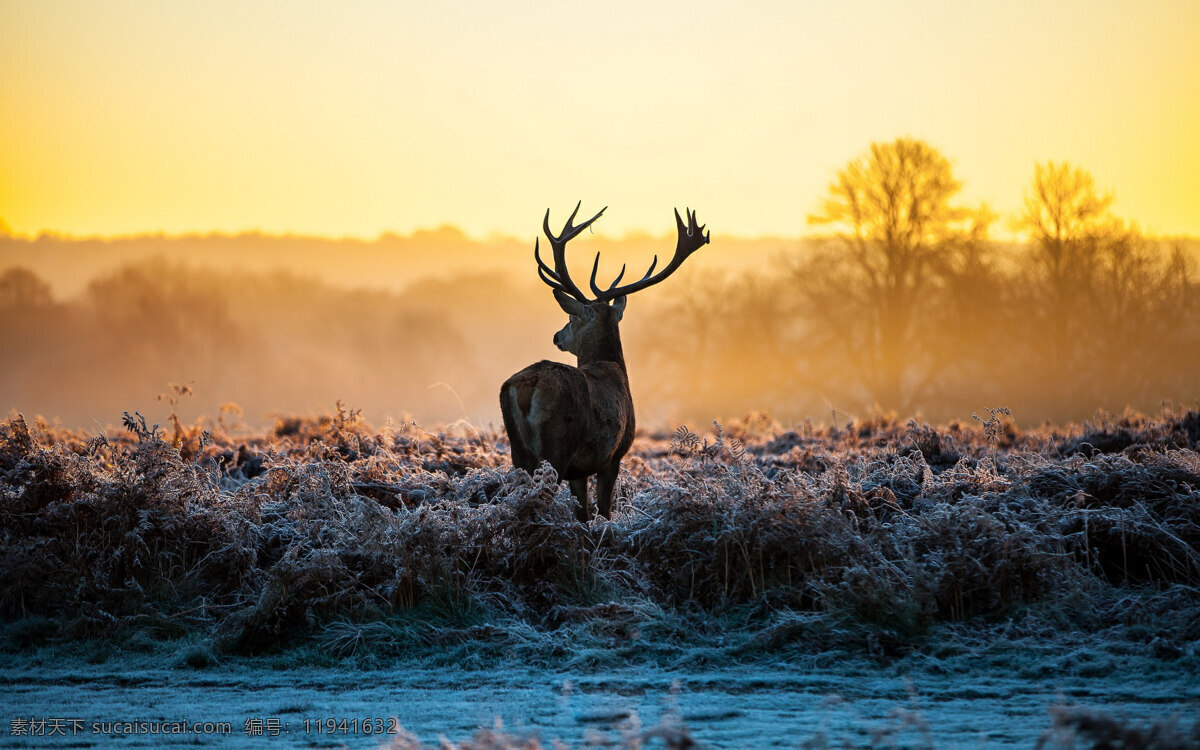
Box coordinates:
[0,267,53,311]
[801,137,992,411]
[1011,162,1196,411]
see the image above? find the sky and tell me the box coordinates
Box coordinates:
[2,0,1198,240]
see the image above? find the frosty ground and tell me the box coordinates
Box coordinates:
[2,408,1199,746]
[3,646,1198,748]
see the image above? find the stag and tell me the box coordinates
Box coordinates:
[500,202,710,522]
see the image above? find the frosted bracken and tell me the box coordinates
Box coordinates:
[2,408,1198,746]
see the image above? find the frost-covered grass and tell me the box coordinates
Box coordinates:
[2,406,1199,672]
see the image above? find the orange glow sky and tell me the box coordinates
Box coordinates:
[2,0,1198,240]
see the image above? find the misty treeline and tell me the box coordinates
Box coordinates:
[648,140,1200,426]
[2,137,1197,429]
[0,262,544,429]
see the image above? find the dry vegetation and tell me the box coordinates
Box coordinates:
[3,405,1198,671]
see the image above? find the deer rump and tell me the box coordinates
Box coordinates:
[500,359,634,481]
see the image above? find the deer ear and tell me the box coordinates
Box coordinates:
[553,289,586,317]
[611,295,627,320]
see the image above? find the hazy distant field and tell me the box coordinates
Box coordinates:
[4,230,1199,432]
[3,408,1198,746]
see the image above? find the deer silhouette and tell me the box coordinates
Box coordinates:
[501,203,709,521]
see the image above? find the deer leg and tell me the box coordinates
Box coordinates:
[569,477,590,523]
[505,433,536,474]
[499,383,537,473]
[596,462,620,519]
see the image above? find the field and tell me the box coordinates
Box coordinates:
[3,407,1199,747]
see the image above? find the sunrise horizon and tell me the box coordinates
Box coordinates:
[4,1,1198,243]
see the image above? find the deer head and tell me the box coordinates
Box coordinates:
[535,202,710,364]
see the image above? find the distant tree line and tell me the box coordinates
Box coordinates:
[0,263,501,428]
[2,137,1197,428]
[632,138,1198,425]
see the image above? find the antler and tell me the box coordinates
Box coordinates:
[534,201,606,302]
[589,208,709,301]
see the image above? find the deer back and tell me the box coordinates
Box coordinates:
[503,359,633,479]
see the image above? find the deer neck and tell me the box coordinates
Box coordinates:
[576,326,627,374]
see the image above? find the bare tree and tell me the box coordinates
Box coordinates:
[1014,162,1196,410]
[801,137,991,413]
[0,267,53,311]
[1016,162,1114,367]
